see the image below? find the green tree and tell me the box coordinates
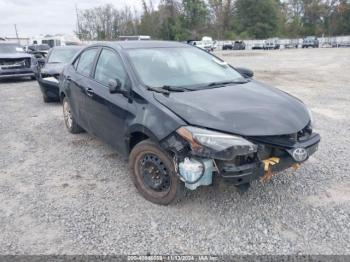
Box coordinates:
[182,0,209,38]
[300,0,327,36]
[233,0,282,39]
[332,0,350,35]
[76,0,350,41]
[208,0,235,39]
[157,0,188,40]
[139,0,161,39]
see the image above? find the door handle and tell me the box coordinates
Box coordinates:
[86,87,94,97]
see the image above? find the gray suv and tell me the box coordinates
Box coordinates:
[0,43,37,80]
[302,36,319,48]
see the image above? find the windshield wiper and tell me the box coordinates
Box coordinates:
[207,79,249,87]
[146,86,169,94]
[161,85,187,92]
[146,85,188,94]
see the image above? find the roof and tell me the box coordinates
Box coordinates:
[51,45,83,50]
[98,40,189,49]
[0,42,21,46]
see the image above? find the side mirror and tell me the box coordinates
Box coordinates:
[235,67,254,78]
[108,79,122,94]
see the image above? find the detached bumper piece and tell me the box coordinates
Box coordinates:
[216,160,264,185]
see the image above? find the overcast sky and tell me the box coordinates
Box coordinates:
[0,0,147,38]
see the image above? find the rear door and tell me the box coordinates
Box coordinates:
[85,47,132,155]
[68,47,99,130]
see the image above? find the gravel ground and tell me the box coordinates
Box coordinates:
[0,48,349,255]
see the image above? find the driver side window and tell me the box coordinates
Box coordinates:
[94,48,127,88]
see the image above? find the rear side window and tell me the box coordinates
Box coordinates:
[76,48,98,77]
[94,48,127,87]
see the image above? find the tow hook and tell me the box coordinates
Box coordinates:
[261,157,280,182]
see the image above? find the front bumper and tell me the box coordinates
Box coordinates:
[37,77,60,99]
[0,67,35,79]
[216,133,320,186]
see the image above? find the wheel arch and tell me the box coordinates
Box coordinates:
[127,125,160,153]
[59,91,66,103]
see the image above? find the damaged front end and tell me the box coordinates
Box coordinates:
[0,56,36,79]
[161,125,320,192]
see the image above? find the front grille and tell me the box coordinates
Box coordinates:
[0,58,31,69]
[249,123,313,147]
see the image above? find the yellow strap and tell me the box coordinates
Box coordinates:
[263,157,280,171]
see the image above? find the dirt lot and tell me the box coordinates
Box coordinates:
[0,48,349,255]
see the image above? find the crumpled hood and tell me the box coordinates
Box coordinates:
[0,53,33,59]
[41,63,64,75]
[154,80,310,136]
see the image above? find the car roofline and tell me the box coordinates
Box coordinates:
[83,40,190,50]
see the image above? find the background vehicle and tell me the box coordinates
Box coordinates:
[0,43,37,80]
[285,39,299,49]
[25,44,51,60]
[188,40,211,52]
[59,41,319,205]
[263,38,280,50]
[222,41,233,50]
[118,35,151,41]
[37,46,82,102]
[26,44,51,53]
[302,36,319,48]
[233,41,246,50]
[202,36,214,51]
[252,42,264,50]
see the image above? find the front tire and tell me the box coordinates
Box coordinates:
[129,140,184,205]
[62,97,83,134]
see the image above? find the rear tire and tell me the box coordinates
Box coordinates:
[129,139,184,205]
[62,97,83,134]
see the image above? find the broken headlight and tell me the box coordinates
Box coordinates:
[176,126,257,160]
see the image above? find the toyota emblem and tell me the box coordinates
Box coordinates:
[292,148,308,162]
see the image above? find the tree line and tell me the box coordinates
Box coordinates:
[76,0,350,41]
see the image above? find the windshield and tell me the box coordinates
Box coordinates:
[48,48,80,63]
[127,47,244,89]
[0,44,24,53]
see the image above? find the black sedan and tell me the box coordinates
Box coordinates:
[38,46,82,102]
[59,41,320,205]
